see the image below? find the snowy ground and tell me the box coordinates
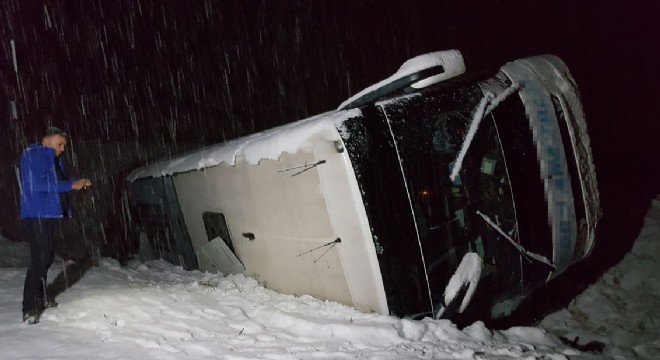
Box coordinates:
[541,196,660,359]
[0,197,658,359]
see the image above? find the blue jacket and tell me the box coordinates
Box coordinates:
[19,144,76,219]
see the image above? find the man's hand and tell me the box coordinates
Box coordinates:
[72,179,92,191]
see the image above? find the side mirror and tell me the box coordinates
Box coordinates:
[338,50,466,111]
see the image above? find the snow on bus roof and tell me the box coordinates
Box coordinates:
[127,108,361,181]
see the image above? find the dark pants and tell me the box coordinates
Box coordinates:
[21,218,57,314]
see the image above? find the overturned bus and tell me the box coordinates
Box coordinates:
[127,50,600,320]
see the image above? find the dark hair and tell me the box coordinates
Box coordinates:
[45,126,68,138]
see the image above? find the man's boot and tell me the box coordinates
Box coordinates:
[22,310,40,324]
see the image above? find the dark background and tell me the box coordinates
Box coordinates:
[1,0,658,320]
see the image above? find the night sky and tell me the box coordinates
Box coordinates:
[1,1,659,269]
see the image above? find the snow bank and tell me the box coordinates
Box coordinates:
[541,196,660,359]
[127,109,361,181]
[0,258,576,359]
[6,195,659,358]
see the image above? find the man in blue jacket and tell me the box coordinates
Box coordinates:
[19,126,91,323]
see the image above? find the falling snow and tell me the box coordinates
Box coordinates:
[0,2,658,359]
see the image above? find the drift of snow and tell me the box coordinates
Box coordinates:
[127,109,361,181]
[442,252,482,314]
[541,196,660,359]
[1,260,574,359]
[2,199,659,358]
[338,50,466,110]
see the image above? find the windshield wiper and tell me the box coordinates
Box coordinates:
[449,83,520,182]
[477,210,555,269]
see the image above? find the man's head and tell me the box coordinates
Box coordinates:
[42,126,68,157]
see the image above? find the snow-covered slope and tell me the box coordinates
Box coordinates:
[0,261,572,359]
[2,198,658,359]
[541,196,660,359]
